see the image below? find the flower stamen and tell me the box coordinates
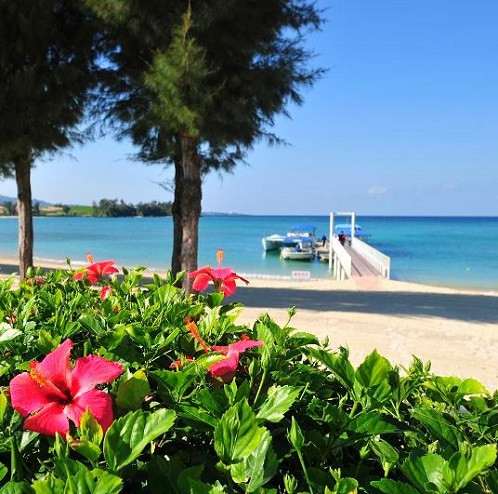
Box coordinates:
[186,321,210,354]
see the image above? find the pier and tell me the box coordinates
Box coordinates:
[327,211,391,281]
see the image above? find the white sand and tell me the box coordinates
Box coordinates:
[2,258,497,390]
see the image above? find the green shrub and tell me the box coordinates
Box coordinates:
[0,266,495,493]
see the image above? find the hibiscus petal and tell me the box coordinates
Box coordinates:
[96,261,118,276]
[67,389,114,432]
[208,350,240,377]
[100,285,111,301]
[236,274,250,285]
[40,339,73,391]
[9,372,54,416]
[211,345,229,355]
[70,355,123,397]
[23,402,69,437]
[221,278,237,297]
[229,339,264,354]
[188,266,211,279]
[191,273,212,292]
[72,271,84,281]
[211,267,233,280]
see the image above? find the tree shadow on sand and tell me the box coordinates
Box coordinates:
[235,285,498,324]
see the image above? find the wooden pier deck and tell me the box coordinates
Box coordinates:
[345,246,380,278]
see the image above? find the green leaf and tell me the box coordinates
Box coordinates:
[151,369,197,402]
[65,468,123,494]
[69,410,104,463]
[36,330,61,355]
[177,404,218,428]
[116,370,151,410]
[289,331,319,347]
[78,312,105,336]
[457,378,487,396]
[0,393,7,426]
[371,479,420,494]
[68,438,101,464]
[256,386,301,423]
[308,348,355,392]
[347,412,399,436]
[31,474,64,494]
[371,439,399,476]
[0,482,30,494]
[0,463,7,483]
[103,408,176,471]
[447,443,497,491]
[355,350,391,388]
[230,428,278,492]
[401,453,447,493]
[187,479,227,494]
[333,477,359,494]
[0,324,22,345]
[411,407,463,451]
[214,400,265,465]
[79,409,104,446]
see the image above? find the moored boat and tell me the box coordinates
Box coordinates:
[261,234,286,251]
[281,238,314,261]
[262,224,316,251]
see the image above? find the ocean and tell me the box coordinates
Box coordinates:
[0,215,497,289]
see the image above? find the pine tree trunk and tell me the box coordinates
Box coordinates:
[171,155,183,278]
[179,134,202,293]
[14,157,33,277]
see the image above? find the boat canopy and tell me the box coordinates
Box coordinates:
[334,224,370,237]
[289,224,316,232]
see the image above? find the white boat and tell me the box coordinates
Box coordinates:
[261,234,286,251]
[262,224,317,251]
[281,239,314,261]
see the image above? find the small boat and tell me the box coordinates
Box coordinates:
[281,239,314,261]
[261,234,286,251]
[318,251,329,263]
[262,224,316,251]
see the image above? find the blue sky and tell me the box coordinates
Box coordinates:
[2,0,498,215]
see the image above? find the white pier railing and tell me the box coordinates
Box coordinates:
[330,236,352,280]
[351,237,390,278]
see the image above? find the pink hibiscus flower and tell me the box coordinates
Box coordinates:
[99,285,112,301]
[9,340,123,437]
[189,249,249,297]
[73,255,118,284]
[209,336,263,381]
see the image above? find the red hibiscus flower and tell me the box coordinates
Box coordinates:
[189,249,248,297]
[73,259,118,284]
[209,337,263,381]
[9,340,123,437]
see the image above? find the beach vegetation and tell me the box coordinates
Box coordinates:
[0,263,495,492]
[92,199,172,217]
[85,0,324,290]
[0,0,99,276]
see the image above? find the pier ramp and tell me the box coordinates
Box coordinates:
[328,211,391,282]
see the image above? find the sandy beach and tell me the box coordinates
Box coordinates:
[1,258,497,390]
[235,277,498,391]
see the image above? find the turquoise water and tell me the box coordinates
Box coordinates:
[0,216,497,289]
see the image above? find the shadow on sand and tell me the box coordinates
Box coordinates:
[235,285,498,324]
